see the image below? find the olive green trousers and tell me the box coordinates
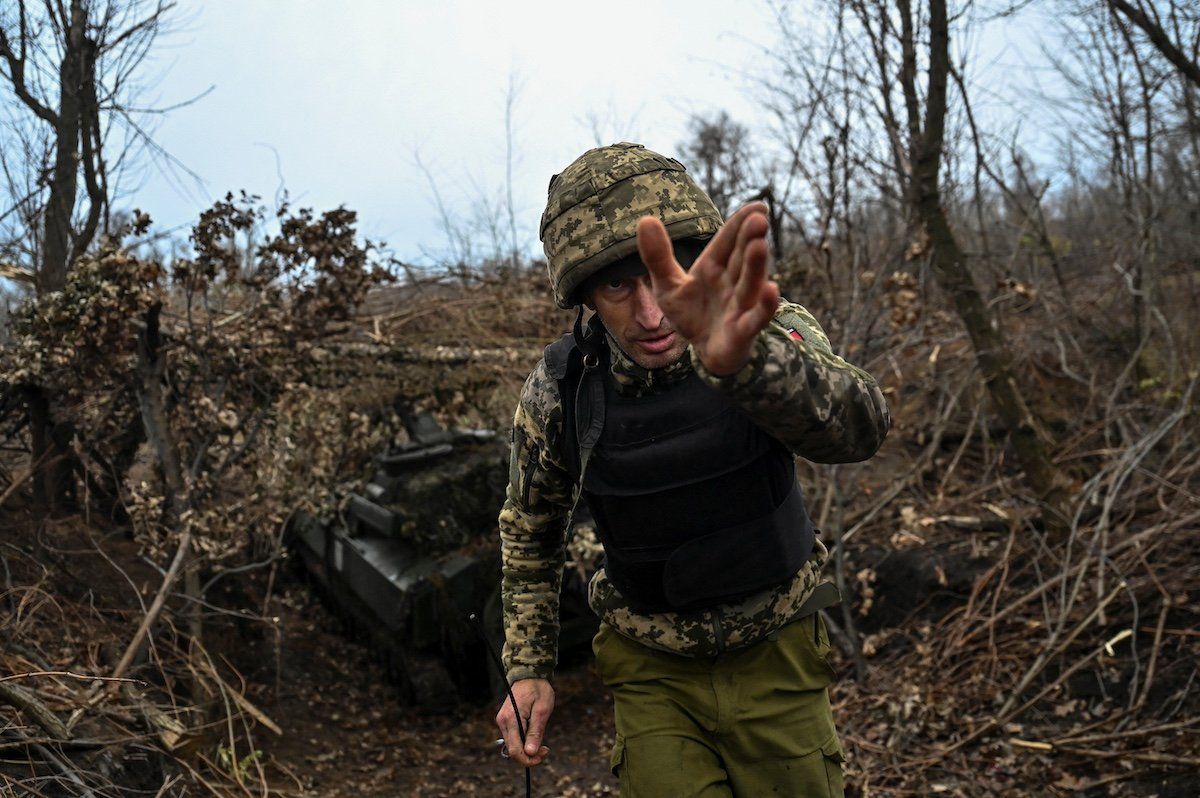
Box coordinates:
[592,613,844,797]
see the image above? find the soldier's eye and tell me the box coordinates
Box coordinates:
[607,279,623,289]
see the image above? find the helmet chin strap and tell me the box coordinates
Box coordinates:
[571,306,609,361]
[571,305,587,349]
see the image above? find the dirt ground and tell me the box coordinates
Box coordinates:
[240,578,618,797]
[0,518,616,797]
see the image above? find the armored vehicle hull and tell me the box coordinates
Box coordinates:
[287,412,597,704]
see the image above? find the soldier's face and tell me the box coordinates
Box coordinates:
[588,274,688,370]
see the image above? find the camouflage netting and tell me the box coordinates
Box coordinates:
[0,196,550,567]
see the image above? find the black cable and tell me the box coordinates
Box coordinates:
[469,612,532,798]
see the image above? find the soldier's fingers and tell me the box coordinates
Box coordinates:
[523,697,553,756]
[734,281,781,341]
[702,202,768,272]
[507,727,548,767]
[636,216,686,293]
[727,211,768,294]
[514,745,551,768]
[495,703,525,761]
[733,232,770,310]
[762,280,781,317]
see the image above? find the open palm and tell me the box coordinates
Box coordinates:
[636,202,780,376]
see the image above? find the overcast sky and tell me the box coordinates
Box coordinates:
[129,0,1049,266]
[133,0,783,264]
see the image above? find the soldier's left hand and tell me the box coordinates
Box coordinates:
[636,202,779,376]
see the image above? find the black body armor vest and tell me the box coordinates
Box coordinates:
[545,324,815,614]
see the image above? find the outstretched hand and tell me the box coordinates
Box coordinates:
[636,202,780,376]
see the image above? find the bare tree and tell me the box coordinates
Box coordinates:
[679,111,754,217]
[1044,0,1199,382]
[756,0,1072,532]
[887,0,1072,531]
[0,0,177,293]
[0,0,177,515]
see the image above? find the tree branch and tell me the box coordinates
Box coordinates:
[1106,0,1200,89]
[0,27,60,125]
[71,45,105,264]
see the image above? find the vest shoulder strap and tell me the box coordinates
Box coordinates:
[543,333,576,381]
[544,333,583,480]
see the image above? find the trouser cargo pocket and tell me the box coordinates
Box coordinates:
[820,735,847,796]
[609,733,625,778]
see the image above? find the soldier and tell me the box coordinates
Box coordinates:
[495,142,889,796]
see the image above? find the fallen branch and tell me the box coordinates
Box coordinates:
[0,681,69,740]
[935,622,1129,759]
[996,581,1128,717]
[1139,626,1200,638]
[32,742,97,798]
[0,736,121,752]
[0,465,33,508]
[1012,737,1200,767]
[123,685,194,751]
[954,514,1198,649]
[1055,746,1200,768]
[1053,717,1200,747]
[107,529,193,686]
[189,654,282,736]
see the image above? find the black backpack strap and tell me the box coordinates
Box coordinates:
[572,310,607,454]
[549,309,608,534]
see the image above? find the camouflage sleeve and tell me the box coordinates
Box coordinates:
[498,358,574,682]
[690,299,890,463]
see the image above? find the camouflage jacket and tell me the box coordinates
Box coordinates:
[499,300,890,682]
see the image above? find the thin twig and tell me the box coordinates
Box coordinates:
[106,530,193,686]
[0,671,144,685]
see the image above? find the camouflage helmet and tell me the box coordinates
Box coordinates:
[539,142,723,308]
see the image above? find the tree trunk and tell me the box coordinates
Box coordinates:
[24,386,75,520]
[26,1,92,515]
[907,0,1071,534]
[918,204,1071,530]
[38,0,89,295]
[136,303,202,642]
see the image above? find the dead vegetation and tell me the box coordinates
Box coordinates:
[1,199,1195,794]
[815,284,1200,794]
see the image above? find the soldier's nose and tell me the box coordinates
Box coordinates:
[632,280,664,330]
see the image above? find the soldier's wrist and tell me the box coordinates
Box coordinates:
[506,665,554,684]
[694,344,752,377]
[692,334,768,392]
